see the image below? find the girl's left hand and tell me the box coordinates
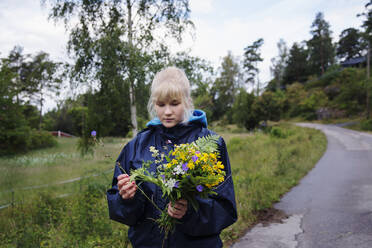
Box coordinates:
[167,199,188,219]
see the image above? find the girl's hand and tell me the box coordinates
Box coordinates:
[167,199,188,219]
[117,174,137,200]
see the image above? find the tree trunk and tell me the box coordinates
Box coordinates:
[39,91,43,131]
[367,41,370,119]
[129,81,138,136]
[127,0,138,137]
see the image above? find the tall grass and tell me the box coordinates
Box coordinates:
[0,124,326,247]
[220,123,326,245]
[0,137,127,206]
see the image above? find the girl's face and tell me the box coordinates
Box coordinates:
[155,98,184,128]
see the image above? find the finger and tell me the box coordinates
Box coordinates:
[118,177,132,189]
[121,181,136,192]
[117,174,129,181]
[120,186,136,200]
[173,202,186,211]
[168,206,179,218]
[177,199,187,205]
[168,204,177,215]
[117,177,130,188]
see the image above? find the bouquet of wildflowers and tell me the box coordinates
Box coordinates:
[117,135,225,238]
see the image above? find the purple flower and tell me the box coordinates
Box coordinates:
[196,185,203,192]
[195,151,201,154]
[192,155,198,162]
[174,181,179,188]
[182,163,189,172]
[160,175,165,181]
[166,139,172,144]
[91,130,97,137]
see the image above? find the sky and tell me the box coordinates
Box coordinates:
[0,0,368,110]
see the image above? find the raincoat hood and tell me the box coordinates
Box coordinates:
[146,109,207,128]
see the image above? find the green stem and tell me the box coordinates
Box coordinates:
[117,162,163,213]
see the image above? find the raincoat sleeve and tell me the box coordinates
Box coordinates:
[106,138,146,226]
[178,137,237,236]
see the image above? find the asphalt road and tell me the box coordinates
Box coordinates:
[232,123,372,248]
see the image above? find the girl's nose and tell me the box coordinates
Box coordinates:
[164,105,172,115]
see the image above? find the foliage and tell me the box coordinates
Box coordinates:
[30,130,58,150]
[360,119,372,130]
[359,0,372,42]
[283,42,309,84]
[0,48,61,156]
[337,28,366,60]
[269,126,292,139]
[304,67,366,116]
[232,90,258,130]
[220,124,327,244]
[307,12,335,76]
[44,0,193,135]
[252,91,283,122]
[270,39,289,90]
[171,51,214,99]
[0,177,130,247]
[243,38,264,85]
[211,52,243,122]
[24,52,63,130]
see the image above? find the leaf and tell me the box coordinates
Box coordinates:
[192,135,220,154]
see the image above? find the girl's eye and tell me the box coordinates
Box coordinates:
[156,102,165,107]
[171,101,180,106]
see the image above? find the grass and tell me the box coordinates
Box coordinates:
[0,123,327,247]
[220,123,327,245]
[0,137,128,206]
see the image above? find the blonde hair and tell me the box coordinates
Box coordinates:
[147,67,194,123]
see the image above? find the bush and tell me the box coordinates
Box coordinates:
[232,90,259,130]
[30,130,57,150]
[360,119,372,131]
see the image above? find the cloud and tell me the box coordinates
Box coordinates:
[189,0,215,14]
[0,0,67,60]
[181,0,366,83]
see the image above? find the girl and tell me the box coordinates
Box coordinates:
[107,67,237,248]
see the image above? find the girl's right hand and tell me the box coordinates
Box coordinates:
[117,174,137,200]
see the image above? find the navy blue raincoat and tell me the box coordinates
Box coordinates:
[107,110,237,248]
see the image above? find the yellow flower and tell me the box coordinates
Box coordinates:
[188,162,195,170]
[210,153,216,160]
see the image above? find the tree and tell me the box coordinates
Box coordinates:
[270,39,288,90]
[232,89,258,130]
[171,52,214,98]
[252,91,282,123]
[359,0,372,119]
[307,12,335,76]
[337,28,366,60]
[44,0,192,136]
[211,52,242,122]
[243,38,264,95]
[0,55,56,155]
[25,52,62,130]
[4,46,35,104]
[283,42,309,84]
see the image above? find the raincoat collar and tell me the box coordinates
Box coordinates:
[146,109,207,128]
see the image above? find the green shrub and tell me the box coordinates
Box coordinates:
[270,127,287,138]
[30,130,57,150]
[360,119,372,131]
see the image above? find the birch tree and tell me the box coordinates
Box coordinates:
[43,0,192,136]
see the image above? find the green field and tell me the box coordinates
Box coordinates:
[0,123,327,247]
